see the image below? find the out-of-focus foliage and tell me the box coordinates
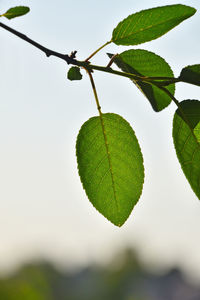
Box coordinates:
[0,263,55,300]
[0,249,200,300]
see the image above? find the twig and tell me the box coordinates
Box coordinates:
[0,21,72,64]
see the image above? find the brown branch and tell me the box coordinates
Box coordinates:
[0,21,74,64]
[0,21,183,88]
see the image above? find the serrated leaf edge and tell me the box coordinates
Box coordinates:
[112,4,196,46]
[76,113,145,227]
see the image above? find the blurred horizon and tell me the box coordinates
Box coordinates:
[1,248,200,300]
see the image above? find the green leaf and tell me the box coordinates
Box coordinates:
[173,100,200,200]
[108,49,175,112]
[2,6,30,19]
[67,67,82,81]
[76,113,144,226]
[179,65,200,86]
[112,4,196,46]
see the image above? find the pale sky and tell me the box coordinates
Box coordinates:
[1,0,200,282]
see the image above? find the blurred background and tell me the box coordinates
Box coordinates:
[0,0,200,299]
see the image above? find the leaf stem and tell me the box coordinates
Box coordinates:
[82,63,179,86]
[86,70,102,116]
[86,70,118,211]
[88,63,144,81]
[85,41,112,62]
[143,77,180,86]
[155,85,180,107]
[144,76,179,81]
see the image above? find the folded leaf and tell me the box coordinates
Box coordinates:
[67,67,82,81]
[173,100,200,200]
[2,6,30,19]
[108,50,175,112]
[76,113,144,226]
[112,4,196,46]
[179,65,200,86]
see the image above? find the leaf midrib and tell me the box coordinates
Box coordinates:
[99,114,119,212]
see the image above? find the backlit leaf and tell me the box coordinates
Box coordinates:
[76,113,144,226]
[179,65,200,86]
[2,6,30,19]
[173,100,200,200]
[112,4,196,46]
[108,50,175,112]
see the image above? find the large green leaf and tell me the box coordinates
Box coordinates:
[108,50,175,112]
[179,65,200,86]
[76,113,144,226]
[173,100,200,200]
[112,4,196,46]
[1,6,30,19]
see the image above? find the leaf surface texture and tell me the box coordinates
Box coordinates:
[112,4,196,45]
[173,100,200,200]
[108,50,175,112]
[76,113,144,226]
[180,65,200,86]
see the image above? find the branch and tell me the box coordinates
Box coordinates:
[0,22,149,81]
[0,21,182,87]
[0,21,73,64]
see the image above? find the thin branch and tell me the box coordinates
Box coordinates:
[0,21,143,80]
[0,21,72,64]
[0,21,183,87]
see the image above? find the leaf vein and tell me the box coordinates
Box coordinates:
[115,13,191,43]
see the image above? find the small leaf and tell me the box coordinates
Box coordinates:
[76,113,144,226]
[112,4,196,46]
[173,100,200,200]
[108,49,175,112]
[67,67,82,81]
[2,6,30,19]
[179,65,200,86]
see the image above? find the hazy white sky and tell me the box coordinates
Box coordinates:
[1,0,200,281]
